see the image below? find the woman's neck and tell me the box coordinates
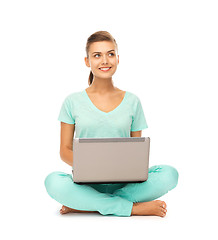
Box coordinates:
[87,77,117,94]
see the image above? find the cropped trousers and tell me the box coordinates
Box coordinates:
[44,165,179,217]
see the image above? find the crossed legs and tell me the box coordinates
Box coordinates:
[45,165,179,217]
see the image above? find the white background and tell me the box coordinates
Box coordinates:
[0,0,217,239]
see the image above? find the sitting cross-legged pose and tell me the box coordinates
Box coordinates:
[44,31,179,217]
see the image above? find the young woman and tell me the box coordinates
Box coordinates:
[44,31,179,217]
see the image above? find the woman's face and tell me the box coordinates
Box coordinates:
[85,41,119,79]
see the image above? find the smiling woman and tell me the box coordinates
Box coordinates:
[44,30,179,218]
[84,40,119,85]
[84,31,119,86]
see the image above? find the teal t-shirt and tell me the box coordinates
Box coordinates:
[58,90,148,138]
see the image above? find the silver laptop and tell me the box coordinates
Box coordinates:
[72,137,150,184]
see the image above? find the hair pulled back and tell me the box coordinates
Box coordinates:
[85,31,118,86]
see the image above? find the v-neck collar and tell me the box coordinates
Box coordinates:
[83,89,128,115]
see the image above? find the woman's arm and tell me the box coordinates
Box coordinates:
[130,130,142,137]
[59,122,75,167]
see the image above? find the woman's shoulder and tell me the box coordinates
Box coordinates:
[63,90,84,101]
[126,90,141,102]
[115,87,139,100]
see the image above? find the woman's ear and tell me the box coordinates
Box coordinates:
[84,57,90,67]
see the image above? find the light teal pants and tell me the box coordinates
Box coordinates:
[44,165,178,217]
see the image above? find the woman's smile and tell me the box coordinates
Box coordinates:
[99,67,112,72]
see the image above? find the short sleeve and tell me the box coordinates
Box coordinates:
[131,98,148,131]
[58,96,75,124]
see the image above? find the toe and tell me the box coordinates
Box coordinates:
[161,201,167,209]
[161,209,166,217]
[60,206,67,214]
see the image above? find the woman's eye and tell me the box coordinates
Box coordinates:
[94,53,114,58]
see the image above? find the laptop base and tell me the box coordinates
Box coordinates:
[74,180,147,184]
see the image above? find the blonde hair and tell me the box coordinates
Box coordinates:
[85,31,118,86]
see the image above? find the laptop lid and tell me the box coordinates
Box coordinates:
[72,137,150,184]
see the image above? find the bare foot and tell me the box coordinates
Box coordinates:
[60,205,98,215]
[131,200,167,217]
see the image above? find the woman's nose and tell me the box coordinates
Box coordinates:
[102,54,108,64]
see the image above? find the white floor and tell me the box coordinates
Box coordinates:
[2,177,216,240]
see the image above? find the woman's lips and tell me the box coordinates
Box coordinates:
[99,67,111,72]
